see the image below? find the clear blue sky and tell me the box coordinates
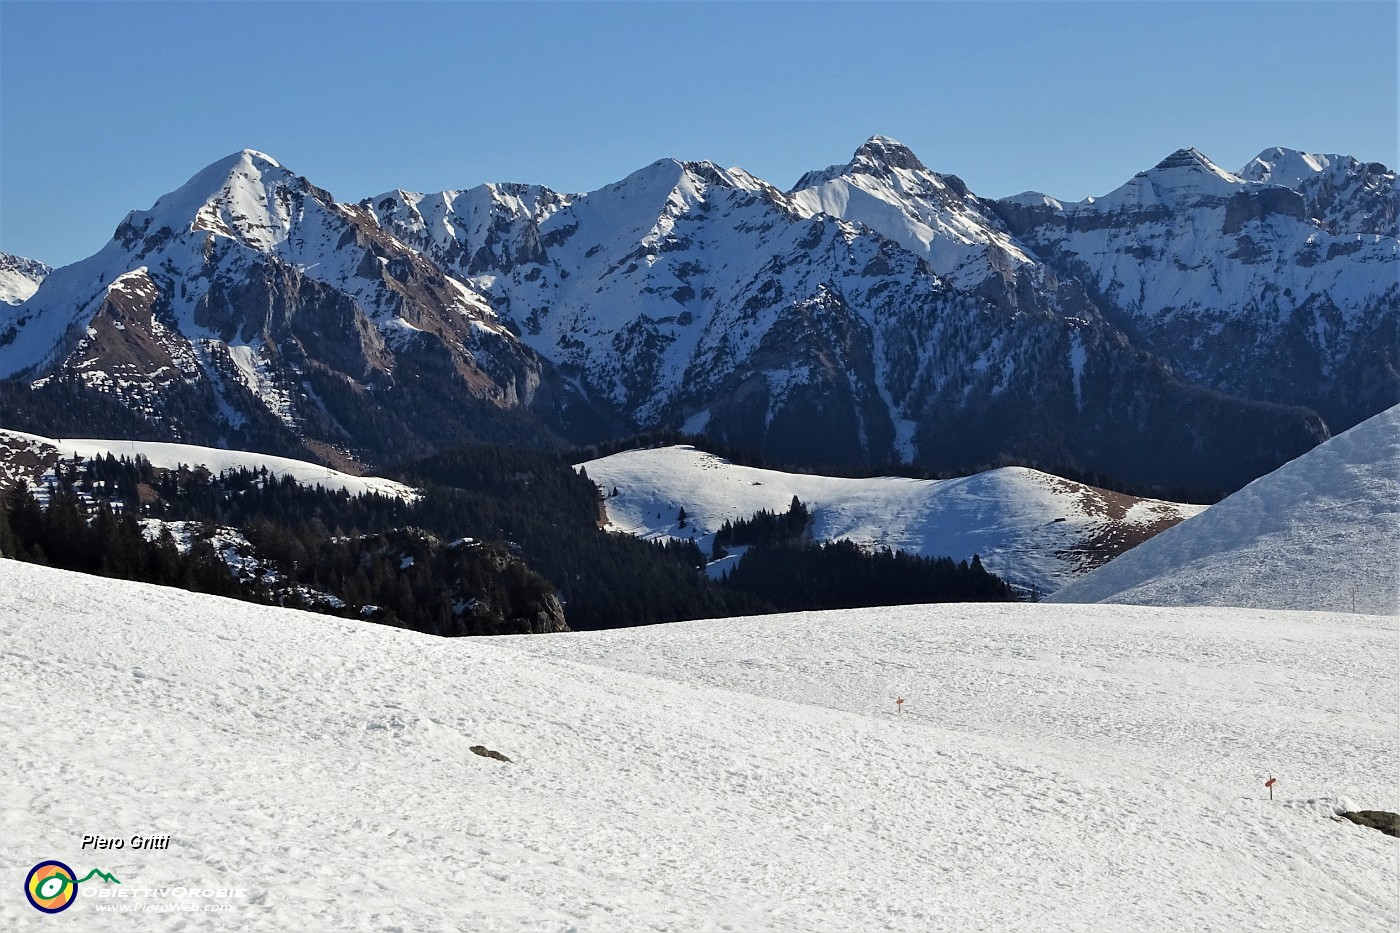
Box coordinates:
[2,1,1395,267]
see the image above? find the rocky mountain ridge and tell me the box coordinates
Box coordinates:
[0,252,49,306]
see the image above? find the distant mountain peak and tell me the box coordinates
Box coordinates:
[0,251,51,306]
[851,135,928,173]
[1149,147,1237,180]
[789,136,933,192]
[108,147,329,255]
[1237,147,1340,185]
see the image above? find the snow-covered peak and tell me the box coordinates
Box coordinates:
[1001,192,1064,211]
[851,135,929,174]
[790,136,931,192]
[1237,147,1340,187]
[0,252,50,305]
[607,158,758,204]
[122,148,318,253]
[1151,146,1234,177]
[1086,147,1245,210]
[367,181,573,261]
[787,136,1034,282]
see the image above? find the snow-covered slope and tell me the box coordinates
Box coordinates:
[0,428,416,500]
[1049,405,1400,613]
[0,252,49,305]
[579,445,1204,594]
[788,136,1037,288]
[2,559,1394,931]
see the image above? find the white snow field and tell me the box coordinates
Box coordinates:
[0,429,416,500]
[3,558,1395,931]
[1050,405,1400,614]
[578,445,1203,595]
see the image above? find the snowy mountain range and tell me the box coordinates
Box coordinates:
[3,139,1393,491]
[1049,403,1400,614]
[997,147,1398,430]
[577,444,1204,596]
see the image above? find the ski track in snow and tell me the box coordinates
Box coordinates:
[2,559,1395,932]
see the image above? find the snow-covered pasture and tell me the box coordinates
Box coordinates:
[0,429,417,501]
[2,559,1394,931]
[578,445,1203,596]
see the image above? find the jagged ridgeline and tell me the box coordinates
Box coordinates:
[3,139,1393,495]
[0,444,1017,635]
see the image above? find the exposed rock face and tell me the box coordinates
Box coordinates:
[520,592,569,635]
[368,140,1340,490]
[3,141,1392,492]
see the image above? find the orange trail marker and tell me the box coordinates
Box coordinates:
[895,697,905,715]
[1265,775,1276,800]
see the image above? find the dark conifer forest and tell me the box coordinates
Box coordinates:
[0,442,1017,636]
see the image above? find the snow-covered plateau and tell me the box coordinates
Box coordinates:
[578,445,1204,595]
[2,558,1395,931]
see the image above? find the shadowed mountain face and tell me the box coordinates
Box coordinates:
[5,138,1391,491]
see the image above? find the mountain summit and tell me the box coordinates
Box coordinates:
[0,149,565,459]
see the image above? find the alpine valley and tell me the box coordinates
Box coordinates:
[1,138,1395,494]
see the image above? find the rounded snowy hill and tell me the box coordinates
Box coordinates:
[1049,405,1400,613]
[0,428,416,500]
[577,445,1204,595]
[2,559,1395,931]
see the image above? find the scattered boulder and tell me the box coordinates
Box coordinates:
[1340,810,1399,837]
[470,745,512,763]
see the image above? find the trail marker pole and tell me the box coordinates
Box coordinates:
[896,697,905,715]
[1265,774,1276,800]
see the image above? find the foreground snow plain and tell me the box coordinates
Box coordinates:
[3,559,1395,931]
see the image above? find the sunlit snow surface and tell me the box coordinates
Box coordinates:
[0,428,416,501]
[578,445,1203,594]
[2,559,1395,931]
[1050,405,1400,614]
